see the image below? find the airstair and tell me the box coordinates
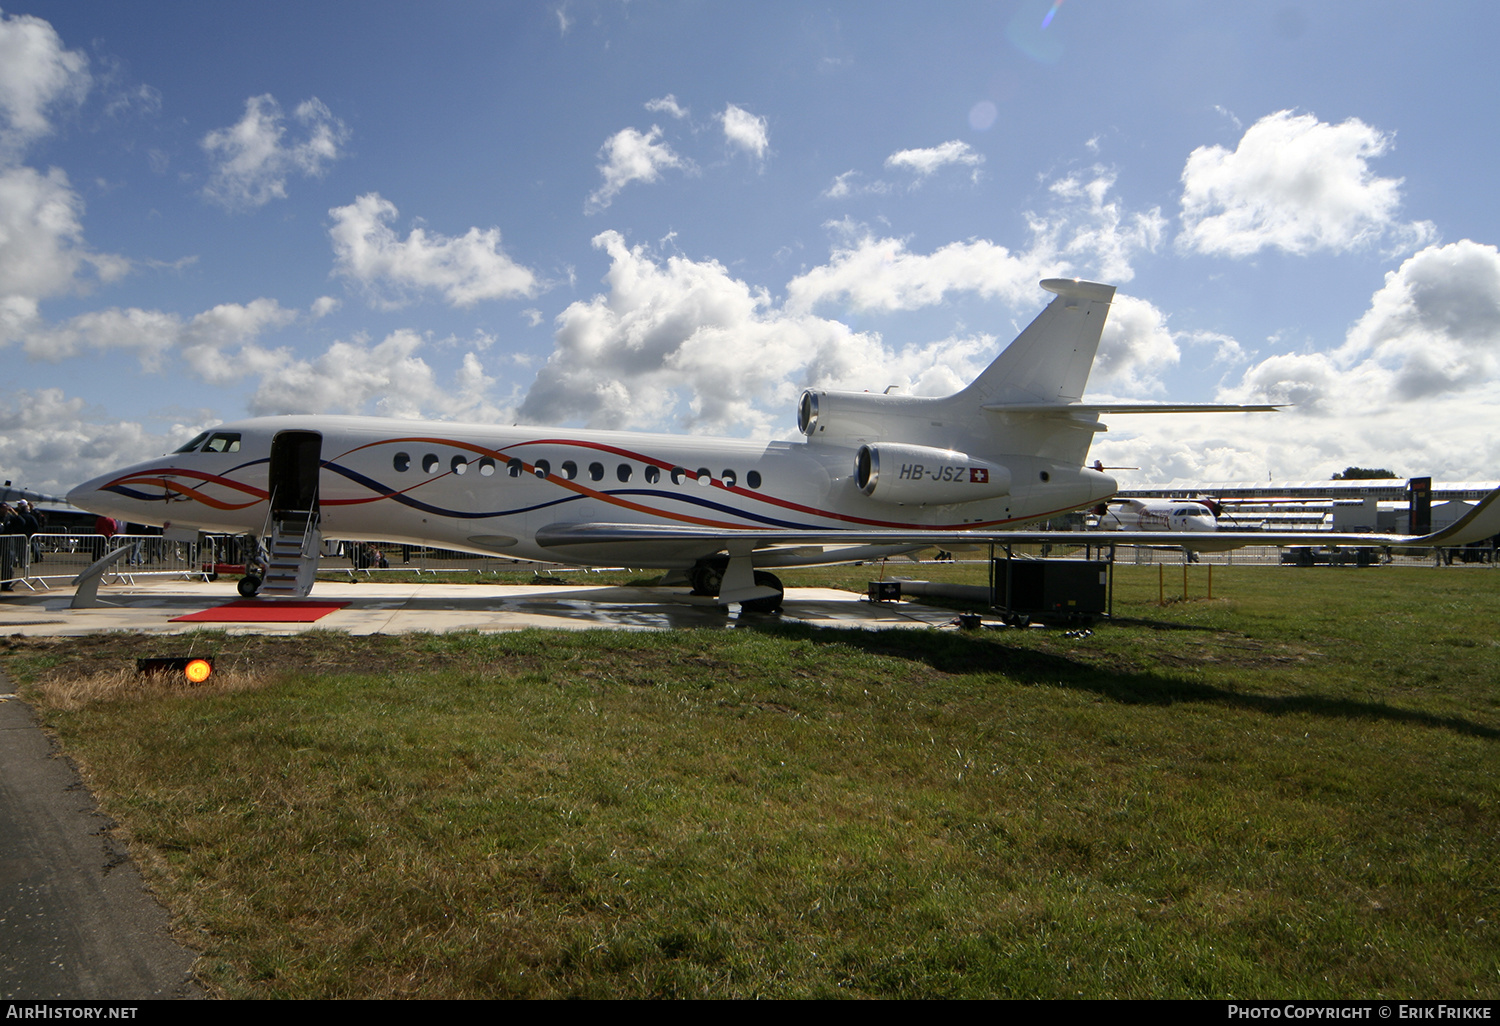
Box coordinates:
[258,509,321,599]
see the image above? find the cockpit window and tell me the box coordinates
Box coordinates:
[203,433,241,453]
[173,432,211,454]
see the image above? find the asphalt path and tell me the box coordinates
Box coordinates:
[0,665,202,999]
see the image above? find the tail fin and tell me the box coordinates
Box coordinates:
[956,278,1116,407]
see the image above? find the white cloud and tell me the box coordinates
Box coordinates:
[823,171,856,199]
[1336,240,1500,400]
[247,329,510,422]
[0,165,128,319]
[1091,294,1180,396]
[1177,110,1435,257]
[176,299,299,384]
[328,192,538,309]
[822,170,890,200]
[721,104,768,160]
[1218,241,1500,412]
[0,10,90,156]
[201,94,350,210]
[885,140,982,178]
[1102,240,1500,485]
[586,125,689,213]
[645,94,688,119]
[0,387,193,497]
[13,298,295,378]
[796,171,1159,313]
[310,295,340,318]
[785,235,1052,315]
[1048,170,1166,284]
[518,231,1039,436]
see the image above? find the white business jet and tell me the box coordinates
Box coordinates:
[65,279,1500,610]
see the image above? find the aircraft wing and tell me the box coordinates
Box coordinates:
[534,483,1500,553]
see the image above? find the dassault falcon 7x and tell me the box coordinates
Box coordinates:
[66,278,1500,610]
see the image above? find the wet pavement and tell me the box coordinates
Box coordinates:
[0,578,964,637]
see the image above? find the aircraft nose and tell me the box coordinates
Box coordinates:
[67,478,99,511]
[67,473,115,515]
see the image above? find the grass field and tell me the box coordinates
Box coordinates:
[5,563,1498,998]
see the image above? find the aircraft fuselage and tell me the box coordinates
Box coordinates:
[68,414,1117,569]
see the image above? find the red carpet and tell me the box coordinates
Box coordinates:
[171,600,349,623]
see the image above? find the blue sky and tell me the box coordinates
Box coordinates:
[4,1,1500,496]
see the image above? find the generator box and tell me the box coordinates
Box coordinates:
[992,559,1109,620]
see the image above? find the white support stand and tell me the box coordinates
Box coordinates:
[70,546,135,608]
[717,541,778,606]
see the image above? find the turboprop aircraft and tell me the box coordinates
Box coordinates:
[1098,496,1221,534]
[65,278,1500,611]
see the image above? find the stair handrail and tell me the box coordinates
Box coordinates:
[298,508,321,558]
[257,487,278,542]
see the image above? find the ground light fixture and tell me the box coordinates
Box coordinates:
[136,656,214,683]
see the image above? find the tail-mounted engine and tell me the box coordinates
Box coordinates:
[855,443,1011,505]
[798,388,950,447]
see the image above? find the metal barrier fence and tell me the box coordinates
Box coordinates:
[323,541,616,577]
[2,532,1490,593]
[1,532,216,590]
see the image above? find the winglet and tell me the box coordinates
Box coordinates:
[1407,485,1500,547]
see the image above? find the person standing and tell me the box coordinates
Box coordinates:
[0,503,17,591]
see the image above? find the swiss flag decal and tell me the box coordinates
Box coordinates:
[970,468,988,483]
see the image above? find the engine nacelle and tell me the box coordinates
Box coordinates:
[798,388,949,445]
[855,443,1011,505]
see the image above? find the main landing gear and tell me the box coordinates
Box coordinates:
[688,562,784,614]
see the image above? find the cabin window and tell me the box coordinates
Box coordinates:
[617,464,633,482]
[644,466,660,484]
[722,470,737,487]
[589,462,604,482]
[534,459,550,478]
[696,467,712,487]
[671,467,687,485]
[1039,471,1051,482]
[393,452,411,472]
[747,470,762,489]
[561,460,577,480]
[507,459,522,478]
[173,432,210,454]
[203,432,241,453]
[422,454,440,474]
[478,457,495,477]
[452,455,468,475]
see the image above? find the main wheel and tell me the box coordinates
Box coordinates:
[238,574,262,598]
[741,571,784,614]
[689,565,723,596]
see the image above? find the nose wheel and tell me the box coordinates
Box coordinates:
[238,574,262,598]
